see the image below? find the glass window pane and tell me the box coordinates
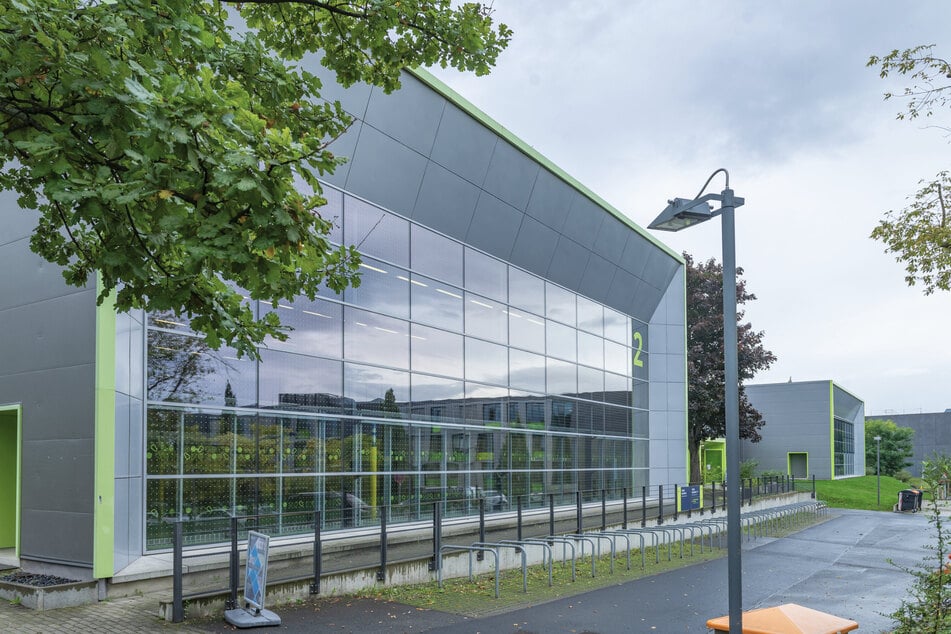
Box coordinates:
[147,408,181,475]
[633,379,649,410]
[578,331,603,369]
[259,350,343,412]
[411,374,465,424]
[508,268,544,315]
[578,366,604,400]
[546,358,577,396]
[344,196,409,266]
[264,298,342,359]
[464,383,507,425]
[182,410,234,475]
[605,308,629,344]
[465,338,508,386]
[147,331,256,407]
[465,292,507,343]
[322,185,343,244]
[508,307,545,353]
[550,399,576,430]
[546,320,576,362]
[411,224,462,286]
[345,257,409,319]
[235,416,280,474]
[344,307,409,368]
[464,247,507,302]
[545,282,576,326]
[411,324,463,378]
[577,296,603,336]
[605,372,631,407]
[509,349,546,393]
[344,363,409,416]
[411,274,463,332]
[604,340,630,376]
[280,417,319,474]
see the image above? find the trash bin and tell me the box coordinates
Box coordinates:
[896,489,922,513]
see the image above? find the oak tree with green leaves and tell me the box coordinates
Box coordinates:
[868,45,951,293]
[0,0,510,357]
[685,253,776,484]
[865,418,914,478]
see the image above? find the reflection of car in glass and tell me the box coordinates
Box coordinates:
[482,490,508,511]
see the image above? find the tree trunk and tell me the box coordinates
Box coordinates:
[689,435,701,485]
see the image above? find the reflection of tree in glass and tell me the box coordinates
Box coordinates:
[147,310,240,403]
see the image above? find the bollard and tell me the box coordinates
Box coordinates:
[673,485,679,521]
[377,505,388,582]
[811,474,816,499]
[622,487,628,529]
[549,493,555,538]
[227,516,239,609]
[172,520,184,623]
[311,510,322,594]
[601,489,607,531]
[711,481,717,515]
[641,485,647,528]
[429,503,442,571]
[517,496,523,541]
[477,498,485,561]
[657,484,664,525]
[576,491,583,534]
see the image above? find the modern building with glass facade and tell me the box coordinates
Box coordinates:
[0,65,687,582]
[742,380,865,480]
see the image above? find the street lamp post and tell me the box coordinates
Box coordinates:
[648,168,745,634]
[874,435,882,507]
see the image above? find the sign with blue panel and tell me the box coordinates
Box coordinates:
[244,531,270,610]
[677,485,702,512]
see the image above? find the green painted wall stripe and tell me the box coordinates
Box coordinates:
[93,277,116,578]
[829,381,835,479]
[0,404,21,557]
[407,67,684,265]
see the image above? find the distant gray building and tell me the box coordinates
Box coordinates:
[867,411,951,477]
[742,380,865,480]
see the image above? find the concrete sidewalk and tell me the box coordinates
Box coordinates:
[0,508,935,633]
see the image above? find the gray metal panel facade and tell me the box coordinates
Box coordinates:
[743,381,833,479]
[0,192,98,569]
[304,68,680,321]
[872,411,951,477]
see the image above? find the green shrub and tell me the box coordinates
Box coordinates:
[739,459,758,480]
[895,469,914,483]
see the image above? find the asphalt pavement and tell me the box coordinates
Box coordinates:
[191,507,935,634]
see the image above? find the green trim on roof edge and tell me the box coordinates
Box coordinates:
[407,67,684,265]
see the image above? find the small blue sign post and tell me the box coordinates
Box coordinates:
[677,485,702,512]
[224,531,281,628]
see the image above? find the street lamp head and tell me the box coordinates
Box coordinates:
[648,197,714,232]
[874,436,882,442]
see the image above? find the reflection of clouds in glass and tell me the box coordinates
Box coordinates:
[344,195,409,266]
[605,308,630,345]
[345,257,409,319]
[411,274,463,331]
[578,331,603,368]
[508,267,544,316]
[464,247,507,302]
[464,382,506,400]
[411,374,464,402]
[546,282,576,326]
[344,307,408,368]
[411,324,463,377]
[508,307,544,353]
[411,224,462,286]
[546,320,576,363]
[465,338,508,386]
[605,340,629,376]
[577,296,603,336]
[258,350,342,406]
[546,358,576,396]
[263,300,342,359]
[509,349,545,393]
[465,293,506,343]
[344,363,409,403]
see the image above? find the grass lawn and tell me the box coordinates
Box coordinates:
[805,474,923,511]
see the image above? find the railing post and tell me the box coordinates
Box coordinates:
[477,498,485,561]
[641,485,647,528]
[227,516,238,609]
[673,485,679,521]
[576,490,583,534]
[311,510,322,594]
[549,493,555,537]
[172,519,184,623]
[517,496,523,541]
[657,484,664,525]
[429,502,441,571]
[377,505,388,582]
[601,489,607,531]
[622,487,628,530]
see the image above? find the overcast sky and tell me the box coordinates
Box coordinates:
[428,0,951,416]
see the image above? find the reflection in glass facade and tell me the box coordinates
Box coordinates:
[144,186,650,549]
[833,418,854,477]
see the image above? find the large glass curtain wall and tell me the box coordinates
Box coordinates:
[833,418,855,477]
[145,185,650,549]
